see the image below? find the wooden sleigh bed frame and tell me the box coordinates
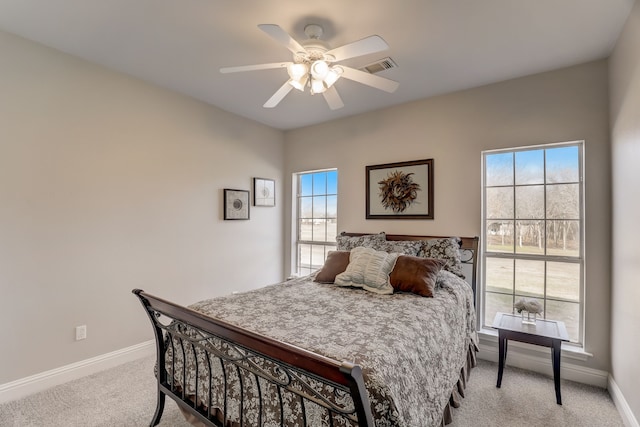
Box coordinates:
[133,233,479,427]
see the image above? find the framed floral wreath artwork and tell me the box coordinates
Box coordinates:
[366,159,434,219]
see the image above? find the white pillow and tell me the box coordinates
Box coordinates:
[334,247,399,294]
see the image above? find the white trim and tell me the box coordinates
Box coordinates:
[608,375,640,427]
[0,340,154,404]
[477,340,608,388]
[479,328,593,361]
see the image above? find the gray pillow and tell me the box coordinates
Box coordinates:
[372,240,422,256]
[417,237,465,278]
[336,232,386,251]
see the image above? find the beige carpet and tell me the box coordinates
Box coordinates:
[0,356,624,426]
[449,360,624,427]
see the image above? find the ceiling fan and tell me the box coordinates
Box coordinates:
[220,24,399,110]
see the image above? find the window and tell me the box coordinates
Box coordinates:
[482,142,584,344]
[294,169,338,276]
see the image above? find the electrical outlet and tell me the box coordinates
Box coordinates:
[75,325,87,341]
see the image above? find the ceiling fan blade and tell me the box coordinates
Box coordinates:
[339,66,399,93]
[325,35,389,62]
[258,24,307,54]
[322,86,344,110]
[263,81,294,108]
[220,62,290,73]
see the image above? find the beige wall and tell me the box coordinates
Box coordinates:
[285,60,611,372]
[0,31,285,384]
[609,0,640,421]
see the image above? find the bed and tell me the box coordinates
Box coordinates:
[133,232,479,427]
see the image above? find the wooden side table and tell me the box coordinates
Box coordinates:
[492,312,570,405]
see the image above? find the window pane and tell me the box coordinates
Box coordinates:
[515,220,544,255]
[486,187,513,218]
[547,262,580,301]
[311,244,327,270]
[298,244,312,268]
[313,195,327,217]
[327,170,338,194]
[515,149,544,185]
[547,184,579,219]
[546,146,579,184]
[327,221,337,243]
[515,259,544,298]
[313,220,327,241]
[313,172,326,195]
[327,195,337,218]
[300,197,312,219]
[545,300,580,342]
[515,185,544,219]
[546,220,580,257]
[299,221,313,240]
[486,153,513,186]
[486,221,514,253]
[300,174,313,196]
[485,292,514,326]
[486,257,513,293]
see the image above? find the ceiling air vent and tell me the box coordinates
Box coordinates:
[360,57,397,74]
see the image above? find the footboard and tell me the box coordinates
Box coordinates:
[133,289,374,427]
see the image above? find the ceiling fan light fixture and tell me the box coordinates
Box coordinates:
[310,60,329,79]
[324,66,343,88]
[289,74,308,91]
[287,63,308,81]
[310,77,326,94]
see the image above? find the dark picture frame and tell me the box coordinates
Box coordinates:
[366,159,434,219]
[224,189,250,220]
[253,178,275,207]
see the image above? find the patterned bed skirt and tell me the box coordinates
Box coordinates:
[439,342,478,426]
[175,342,479,427]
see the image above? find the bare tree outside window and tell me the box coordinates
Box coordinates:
[482,143,583,344]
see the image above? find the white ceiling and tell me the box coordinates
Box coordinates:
[0,0,634,130]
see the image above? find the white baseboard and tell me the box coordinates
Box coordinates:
[477,341,609,388]
[608,375,640,427]
[0,340,154,404]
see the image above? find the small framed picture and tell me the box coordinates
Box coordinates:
[253,178,275,207]
[224,189,250,220]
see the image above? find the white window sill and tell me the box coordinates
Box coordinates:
[478,328,593,362]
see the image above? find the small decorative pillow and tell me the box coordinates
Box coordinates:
[334,247,399,294]
[417,237,465,278]
[390,256,446,297]
[372,240,422,256]
[336,232,386,251]
[314,251,351,283]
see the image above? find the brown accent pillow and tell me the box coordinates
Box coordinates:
[389,256,446,297]
[314,251,351,283]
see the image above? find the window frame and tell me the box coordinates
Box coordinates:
[480,141,585,346]
[292,168,338,277]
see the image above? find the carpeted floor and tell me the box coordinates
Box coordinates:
[0,356,624,426]
[448,360,623,427]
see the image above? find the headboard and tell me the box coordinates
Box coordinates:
[339,232,480,300]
